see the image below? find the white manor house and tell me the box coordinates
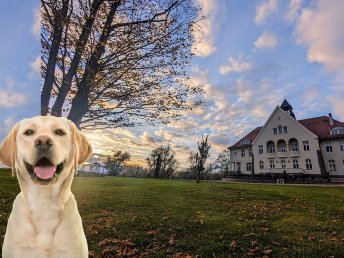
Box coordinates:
[228,100,344,177]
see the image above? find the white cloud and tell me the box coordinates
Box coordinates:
[31,7,41,38]
[255,0,278,25]
[30,55,41,73]
[192,0,219,57]
[328,95,344,121]
[284,0,302,22]
[219,57,252,75]
[295,0,344,74]
[0,90,26,108]
[4,117,16,134]
[254,31,278,49]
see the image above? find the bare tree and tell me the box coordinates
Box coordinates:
[41,0,204,128]
[146,145,178,178]
[188,150,197,178]
[215,149,231,176]
[105,150,131,175]
[195,135,211,183]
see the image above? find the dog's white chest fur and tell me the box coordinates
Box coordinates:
[3,189,88,258]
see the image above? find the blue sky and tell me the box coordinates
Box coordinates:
[1,0,343,169]
[0,0,40,140]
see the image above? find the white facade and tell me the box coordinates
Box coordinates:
[229,103,344,177]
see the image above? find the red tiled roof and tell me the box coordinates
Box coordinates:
[229,115,344,149]
[298,116,344,139]
[229,127,262,149]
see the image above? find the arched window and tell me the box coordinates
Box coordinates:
[306,159,312,170]
[277,140,287,152]
[267,141,275,153]
[329,160,336,171]
[289,138,299,151]
[293,159,299,169]
[281,160,286,169]
[259,160,264,169]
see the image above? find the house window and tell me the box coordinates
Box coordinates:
[293,159,299,169]
[267,143,275,153]
[281,160,286,169]
[270,160,275,168]
[241,149,245,157]
[328,160,336,171]
[259,160,264,169]
[278,125,283,134]
[306,159,312,170]
[283,126,288,134]
[303,141,310,151]
[292,143,299,151]
[246,162,252,171]
[258,145,263,154]
[326,142,333,152]
[249,149,253,157]
[273,128,277,135]
[280,144,286,152]
[340,142,344,151]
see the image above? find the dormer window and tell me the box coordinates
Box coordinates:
[330,127,344,135]
[241,139,250,145]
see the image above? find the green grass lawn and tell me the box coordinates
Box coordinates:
[0,169,343,257]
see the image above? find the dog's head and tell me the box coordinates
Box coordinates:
[0,116,92,185]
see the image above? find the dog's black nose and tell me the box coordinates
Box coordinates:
[34,136,53,150]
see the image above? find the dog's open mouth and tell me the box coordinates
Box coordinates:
[25,158,64,183]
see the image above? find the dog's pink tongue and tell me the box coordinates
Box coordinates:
[34,166,56,179]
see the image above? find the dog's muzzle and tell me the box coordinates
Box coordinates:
[25,157,64,184]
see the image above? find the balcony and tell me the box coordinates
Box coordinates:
[267,152,276,158]
[277,151,288,158]
[289,151,300,157]
[260,168,305,174]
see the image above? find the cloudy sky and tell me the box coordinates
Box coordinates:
[1,0,344,169]
[0,1,40,140]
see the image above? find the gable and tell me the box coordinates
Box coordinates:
[252,106,318,145]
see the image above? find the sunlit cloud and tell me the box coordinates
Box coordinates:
[0,90,26,108]
[219,56,252,75]
[31,7,41,39]
[295,0,344,74]
[255,0,278,25]
[284,0,302,22]
[254,31,278,49]
[191,0,220,57]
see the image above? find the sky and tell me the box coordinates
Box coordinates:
[0,0,40,140]
[1,0,344,169]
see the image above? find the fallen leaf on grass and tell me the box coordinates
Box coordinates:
[308,236,316,241]
[263,249,273,254]
[169,237,175,245]
[147,229,159,235]
[230,240,238,248]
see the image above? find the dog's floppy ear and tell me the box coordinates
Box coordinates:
[68,120,92,166]
[0,123,19,175]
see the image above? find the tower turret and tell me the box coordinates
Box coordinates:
[280,99,296,119]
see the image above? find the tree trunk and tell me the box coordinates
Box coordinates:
[41,0,70,115]
[66,0,120,125]
[67,88,88,128]
[50,0,104,117]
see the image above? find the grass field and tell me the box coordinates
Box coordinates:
[0,169,344,257]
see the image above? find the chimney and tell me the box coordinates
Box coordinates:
[329,113,334,126]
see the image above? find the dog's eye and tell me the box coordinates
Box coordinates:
[24,129,34,136]
[55,129,66,136]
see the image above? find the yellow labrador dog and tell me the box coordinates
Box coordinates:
[0,116,92,258]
